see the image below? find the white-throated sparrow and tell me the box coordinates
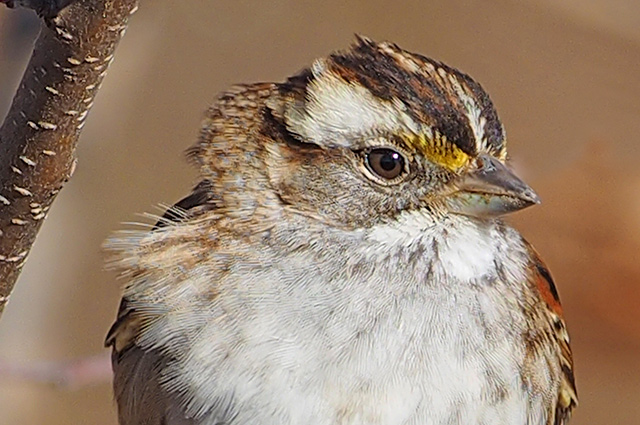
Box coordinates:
[106,37,577,425]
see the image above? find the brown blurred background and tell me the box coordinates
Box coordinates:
[0,1,639,423]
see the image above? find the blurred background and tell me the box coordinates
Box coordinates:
[0,0,639,423]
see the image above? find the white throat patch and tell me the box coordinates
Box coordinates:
[366,210,496,282]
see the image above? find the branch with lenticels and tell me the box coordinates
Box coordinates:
[0,0,139,318]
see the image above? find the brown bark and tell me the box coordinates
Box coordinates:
[0,0,139,316]
[1,0,77,18]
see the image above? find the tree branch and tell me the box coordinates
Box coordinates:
[0,0,139,317]
[1,0,77,19]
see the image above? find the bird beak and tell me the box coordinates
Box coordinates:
[444,154,540,218]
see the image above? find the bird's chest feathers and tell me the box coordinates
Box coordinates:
[174,214,529,424]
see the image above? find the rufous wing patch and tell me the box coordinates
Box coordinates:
[525,242,578,423]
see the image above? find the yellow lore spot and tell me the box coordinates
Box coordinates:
[404,132,470,171]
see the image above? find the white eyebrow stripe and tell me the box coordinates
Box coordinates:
[447,74,486,152]
[284,63,421,147]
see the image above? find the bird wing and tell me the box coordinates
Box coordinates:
[525,243,578,425]
[105,181,221,425]
[106,299,194,425]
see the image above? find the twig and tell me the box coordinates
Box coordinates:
[0,352,112,389]
[0,0,139,318]
[0,0,77,19]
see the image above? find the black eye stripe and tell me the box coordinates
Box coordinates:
[365,148,406,180]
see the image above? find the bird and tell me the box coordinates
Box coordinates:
[105,36,577,425]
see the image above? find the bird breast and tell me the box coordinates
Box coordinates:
[134,214,545,424]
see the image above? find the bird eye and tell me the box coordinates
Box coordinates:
[365,148,406,180]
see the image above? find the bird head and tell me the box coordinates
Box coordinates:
[192,37,539,230]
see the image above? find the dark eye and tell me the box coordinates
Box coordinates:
[365,148,406,180]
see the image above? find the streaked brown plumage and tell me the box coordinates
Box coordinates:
[106,37,576,425]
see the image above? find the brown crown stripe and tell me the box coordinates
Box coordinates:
[317,38,506,158]
[277,38,506,160]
